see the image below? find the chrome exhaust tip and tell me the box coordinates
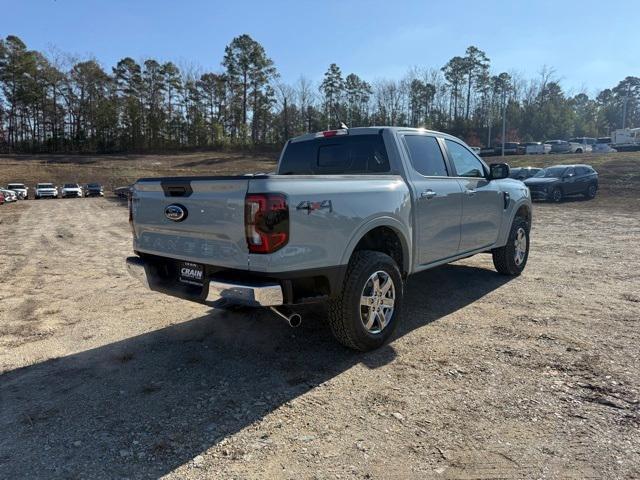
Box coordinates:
[270,307,302,328]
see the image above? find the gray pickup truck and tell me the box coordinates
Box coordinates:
[126,127,532,351]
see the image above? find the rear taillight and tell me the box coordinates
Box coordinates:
[245,193,289,254]
[128,193,136,237]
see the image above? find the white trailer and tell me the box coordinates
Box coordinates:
[612,128,640,151]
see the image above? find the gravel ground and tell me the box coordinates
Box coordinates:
[0,197,639,479]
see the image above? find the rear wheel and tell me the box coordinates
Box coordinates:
[584,183,597,199]
[492,217,530,276]
[328,251,403,351]
[550,188,562,203]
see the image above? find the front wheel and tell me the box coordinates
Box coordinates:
[328,251,403,351]
[550,188,562,203]
[492,217,530,276]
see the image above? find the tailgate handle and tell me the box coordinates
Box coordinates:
[161,181,193,197]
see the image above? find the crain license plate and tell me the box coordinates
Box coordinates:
[179,261,204,285]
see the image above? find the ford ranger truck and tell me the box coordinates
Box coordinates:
[126,127,532,351]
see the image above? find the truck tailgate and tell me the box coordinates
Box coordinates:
[132,177,251,269]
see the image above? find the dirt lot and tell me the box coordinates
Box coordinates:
[1,153,639,479]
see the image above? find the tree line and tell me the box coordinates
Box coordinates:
[0,34,638,153]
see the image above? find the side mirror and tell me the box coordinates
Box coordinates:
[489,163,510,180]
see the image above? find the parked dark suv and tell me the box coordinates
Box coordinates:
[524,164,598,202]
[509,167,542,181]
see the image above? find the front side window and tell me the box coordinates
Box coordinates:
[403,135,448,177]
[445,139,485,178]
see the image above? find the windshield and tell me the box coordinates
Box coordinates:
[64,184,79,188]
[533,167,566,178]
[87,183,101,188]
[7,184,25,189]
[37,183,54,188]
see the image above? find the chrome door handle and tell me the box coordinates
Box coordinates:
[465,189,476,196]
[421,189,437,199]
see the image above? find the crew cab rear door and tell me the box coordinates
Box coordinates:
[400,133,463,265]
[132,177,252,269]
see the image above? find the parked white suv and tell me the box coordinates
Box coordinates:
[568,137,595,153]
[61,183,83,198]
[34,183,58,199]
[6,183,28,199]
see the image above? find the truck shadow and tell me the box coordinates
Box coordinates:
[0,263,512,478]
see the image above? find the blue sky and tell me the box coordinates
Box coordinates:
[3,0,638,94]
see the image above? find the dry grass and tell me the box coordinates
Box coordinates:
[0,149,638,210]
[0,151,279,194]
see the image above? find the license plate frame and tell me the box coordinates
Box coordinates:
[178,261,205,285]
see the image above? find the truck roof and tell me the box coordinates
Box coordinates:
[289,126,463,144]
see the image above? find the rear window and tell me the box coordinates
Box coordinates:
[279,134,390,175]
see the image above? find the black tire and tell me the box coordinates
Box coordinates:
[328,251,403,352]
[492,217,530,276]
[575,148,583,154]
[550,188,562,203]
[584,183,597,199]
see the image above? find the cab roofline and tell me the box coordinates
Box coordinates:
[288,126,462,144]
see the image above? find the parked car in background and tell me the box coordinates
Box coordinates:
[479,146,496,157]
[494,142,520,155]
[569,137,595,153]
[593,137,617,153]
[114,185,132,198]
[61,183,83,198]
[34,183,58,199]
[0,188,18,202]
[6,183,28,199]
[509,167,542,181]
[524,164,598,202]
[84,183,104,197]
[544,140,588,154]
[470,146,481,155]
[523,142,552,155]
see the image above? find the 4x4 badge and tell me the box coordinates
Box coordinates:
[296,200,332,214]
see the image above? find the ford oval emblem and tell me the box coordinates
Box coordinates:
[165,204,187,222]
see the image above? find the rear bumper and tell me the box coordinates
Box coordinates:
[207,280,283,306]
[126,256,150,289]
[126,255,288,307]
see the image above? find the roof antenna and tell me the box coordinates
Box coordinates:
[330,103,348,130]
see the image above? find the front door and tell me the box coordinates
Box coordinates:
[443,139,504,253]
[401,134,463,265]
[562,167,580,194]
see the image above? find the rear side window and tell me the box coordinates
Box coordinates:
[279,134,390,175]
[403,135,448,176]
